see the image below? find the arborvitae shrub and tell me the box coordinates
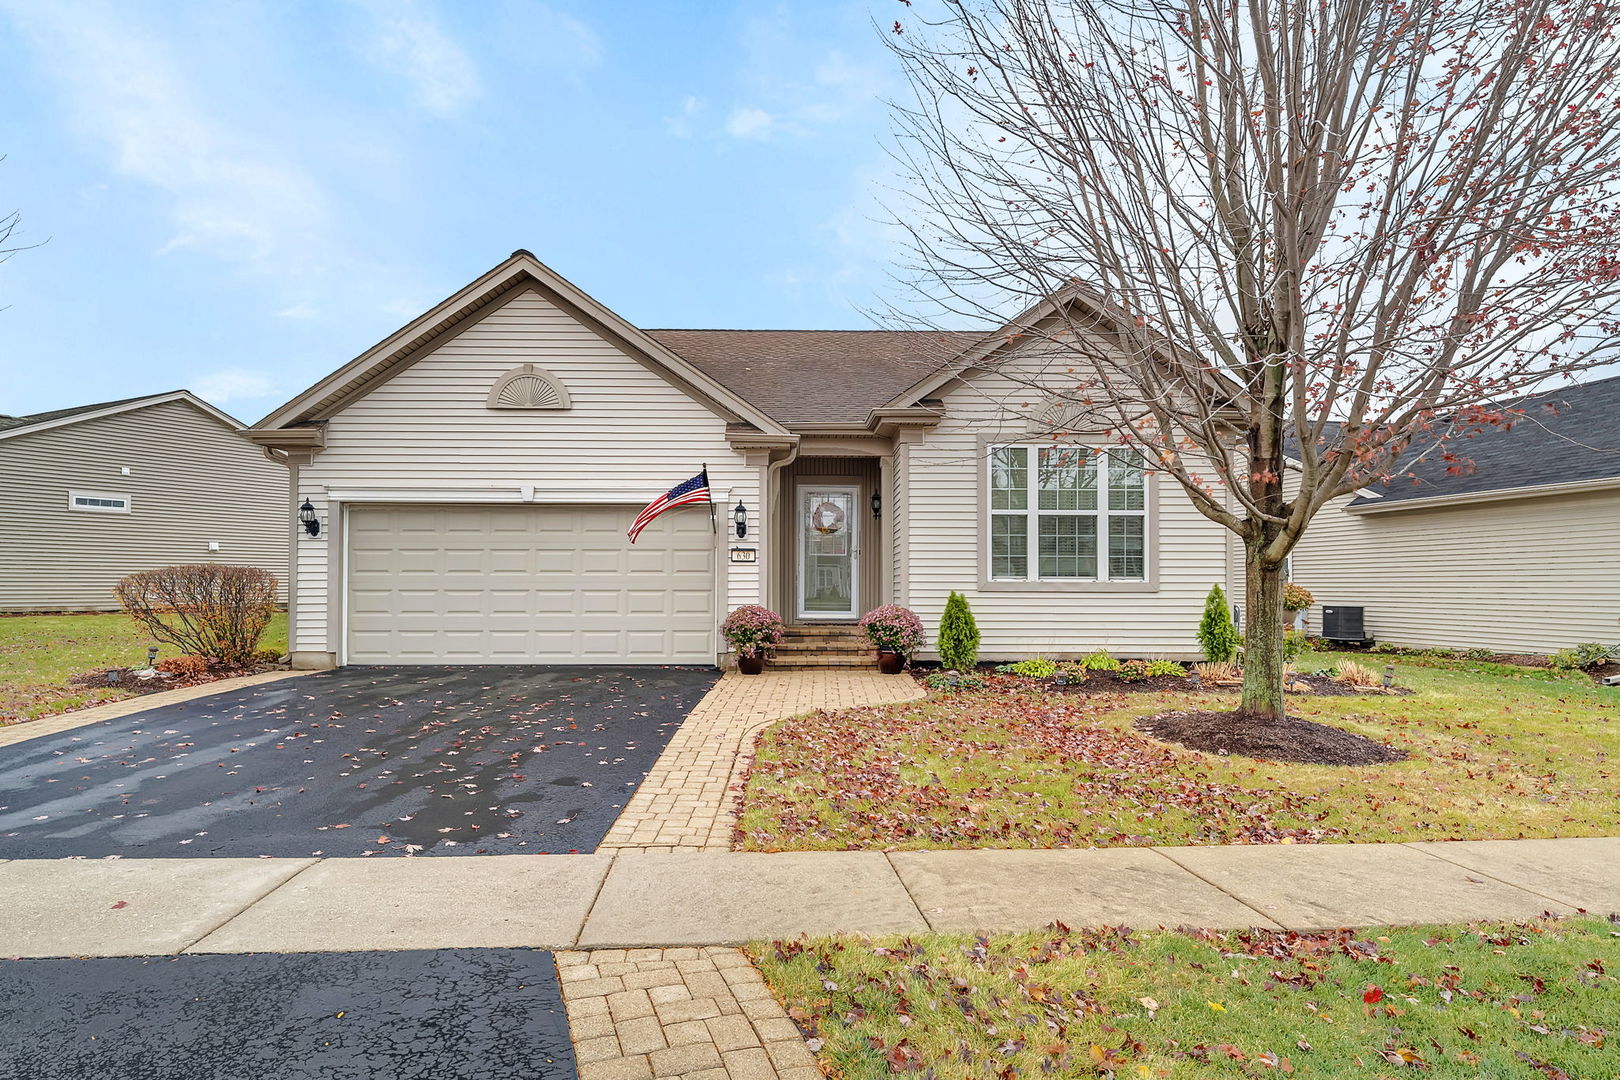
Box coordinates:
[937,591,981,671]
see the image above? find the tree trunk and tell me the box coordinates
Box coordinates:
[1242,546,1288,722]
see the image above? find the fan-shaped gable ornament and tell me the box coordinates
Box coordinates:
[486,364,571,410]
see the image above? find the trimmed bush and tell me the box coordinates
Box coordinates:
[156,654,212,678]
[1197,584,1242,663]
[115,564,279,667]
[937,591,981,671]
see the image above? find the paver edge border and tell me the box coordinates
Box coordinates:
[0,669,308,749]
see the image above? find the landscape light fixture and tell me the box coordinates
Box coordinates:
[299,499,321,537]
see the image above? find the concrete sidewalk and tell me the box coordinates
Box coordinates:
[2,836,1616,958]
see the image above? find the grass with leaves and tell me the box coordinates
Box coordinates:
[751,918,1620,1080]
[737,651,1620,849]
[0,611,288,723]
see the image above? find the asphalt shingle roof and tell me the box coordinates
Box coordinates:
[1352,373,1620,506]
[647,329,983,424]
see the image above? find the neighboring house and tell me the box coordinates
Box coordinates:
[0,391,290,611]
[249,250,1242,669]
[1292,374,1620,654]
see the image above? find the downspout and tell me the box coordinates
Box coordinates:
[764,440,801,615]
[262,445,297,661]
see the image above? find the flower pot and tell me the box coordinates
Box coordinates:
[877,651,905,675]
[1283,610,1302,631]
[737,654,765,675]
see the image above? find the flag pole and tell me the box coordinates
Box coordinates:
[703,463,716,534]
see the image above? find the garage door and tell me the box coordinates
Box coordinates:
[346,504,715,664]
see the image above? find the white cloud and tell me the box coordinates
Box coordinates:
[725,106,776,140]
[715,13,891,141]
[275,302,318,320]
[666,95,705,138]
[1,1,334,277]
[192,368,277,405]
[352,0,481,117]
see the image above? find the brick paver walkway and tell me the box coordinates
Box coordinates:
[598,670,923,852]
[557,946,819,1080]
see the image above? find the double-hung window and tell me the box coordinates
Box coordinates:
[988,445,1147,581]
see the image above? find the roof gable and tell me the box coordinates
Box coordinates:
[878,287,1244,413]
[254,251,790,436]
[0,391,244,443]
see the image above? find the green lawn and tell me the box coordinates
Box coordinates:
[0,612,288,723]
[752,918,1620,1079]
[737,652,1620,849]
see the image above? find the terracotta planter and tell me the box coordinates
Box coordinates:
[737,654,765,675]
[877,651,905,675]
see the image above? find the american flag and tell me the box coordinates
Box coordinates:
[627,469,711,543]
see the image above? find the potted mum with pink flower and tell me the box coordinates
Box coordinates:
[858,605,925,674]
[721,605,785,675]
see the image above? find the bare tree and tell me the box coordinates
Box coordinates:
[1,155,43,307]
[884,0,1620,721]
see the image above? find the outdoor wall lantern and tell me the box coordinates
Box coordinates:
[298,499,321,537]
[871,490,882,519]
[733,500,748,539]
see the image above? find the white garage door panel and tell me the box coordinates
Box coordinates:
[346,504,715,664]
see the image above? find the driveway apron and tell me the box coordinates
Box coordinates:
[0,949,575,1080]
[0,665,718,859]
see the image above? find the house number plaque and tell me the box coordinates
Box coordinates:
[729,547,758,563]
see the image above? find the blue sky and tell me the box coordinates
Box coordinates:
[0,1,910,423]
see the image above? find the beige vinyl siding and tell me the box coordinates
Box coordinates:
[0,400,289,611]
[1291,488,1620,654]
[294,286,757,657]
[901,366,1232,661]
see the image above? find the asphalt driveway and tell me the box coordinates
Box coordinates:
[0,948,575,1080]
[0,665,718,859]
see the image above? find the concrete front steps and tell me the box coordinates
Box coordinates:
[771,625,875,669]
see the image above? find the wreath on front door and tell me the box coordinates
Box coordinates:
[810,500,847,535]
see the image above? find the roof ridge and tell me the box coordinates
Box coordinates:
[646,327,984,334]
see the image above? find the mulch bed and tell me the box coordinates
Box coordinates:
[923,668,1416,697]
[1588,661,1620,684]
[1135,709,1409,766]
[64,662,282,699]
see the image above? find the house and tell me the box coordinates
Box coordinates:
[248,251,1241,669]
[0,391,290,611]
[1291,374,1620,654]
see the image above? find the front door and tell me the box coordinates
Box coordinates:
[796,485,859,620]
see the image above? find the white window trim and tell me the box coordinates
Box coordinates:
[68,490,132,514]
[986,444,1149,583]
